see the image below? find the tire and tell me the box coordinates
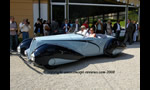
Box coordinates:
[108,53,120,58]
[104,38,125,57]
[44,65,57,69]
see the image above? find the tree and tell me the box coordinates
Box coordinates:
[128,9,138,21]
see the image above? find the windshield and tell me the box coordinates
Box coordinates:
[70,29,107,39]
[96,34,107,39]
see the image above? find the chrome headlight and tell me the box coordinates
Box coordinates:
[30,53,35,61]
[17,46,20,53]
[24,50,27,56]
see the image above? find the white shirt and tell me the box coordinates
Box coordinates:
[77,29,89,36]
[136,24,138,30]
[19,22,31,32]
[65,24,68,32]
[75,24,78,32]
[127,23,129,28]
[117,23,120,31]
[97,23,101,30]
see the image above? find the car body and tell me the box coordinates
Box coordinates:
[17,32,126,68]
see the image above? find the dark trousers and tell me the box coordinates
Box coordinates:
[115,31,120,39]
[132,30,135,42]
[123,32,133,44]
[10,35,18,51]
[96,30,103,34]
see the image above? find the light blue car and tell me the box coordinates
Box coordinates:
[17,32,126,69]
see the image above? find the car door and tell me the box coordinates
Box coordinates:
[81,37,101,56]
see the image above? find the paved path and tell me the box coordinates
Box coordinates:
[10,42,140,90]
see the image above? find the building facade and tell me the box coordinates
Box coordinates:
[10,0,48,38]
[10,0,140,38]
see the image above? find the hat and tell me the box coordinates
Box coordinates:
[81,25,86,29]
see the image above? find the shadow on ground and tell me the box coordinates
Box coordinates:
[43,53,134,74]
[126,42,140,48]
[10,53,134,75]
[10,42,139,74]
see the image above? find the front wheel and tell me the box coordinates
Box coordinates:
[44,65,57,69]
[43,58,57,69]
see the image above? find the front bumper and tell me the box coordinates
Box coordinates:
[17,46,21,54]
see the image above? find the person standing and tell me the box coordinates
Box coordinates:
[91,21,97,32]
[133,21,138,42]
[132,20,136,43]
[47,20,51,35]
[61,19,70,34]
[51,19,59,35]
[19,19,31,40]
[69,20,73,28]
[123,19,134,45]
[82,19,89,29]
[43,20,50,36]
[102,21,107,34]
[106,20,112,35]
[72,19,81,32]
[138,25,140,41]
[47,19,51,27]
[34,18,43,36]
[113,20,121,39]
[10,16,18,52]
[95,19,103,34]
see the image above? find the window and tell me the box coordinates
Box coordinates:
[52,0,65,2]
[69,0,119,4]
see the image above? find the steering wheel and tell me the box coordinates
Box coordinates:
[75,32,85,36]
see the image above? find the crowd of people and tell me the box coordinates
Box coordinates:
[10,16,140,52]
[123,19,140,45]
[10,16,31,52]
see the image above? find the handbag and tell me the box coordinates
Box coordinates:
[45,25,50,31]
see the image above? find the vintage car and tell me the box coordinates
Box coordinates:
[17,31,126,68]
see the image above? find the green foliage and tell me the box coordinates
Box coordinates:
[111,20,125,28]
[128,10,138,21]
[120,20,125,28]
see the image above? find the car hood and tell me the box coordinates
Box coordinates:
[27,33,114,60]
[34,33,83,41]
[27,33,83,59]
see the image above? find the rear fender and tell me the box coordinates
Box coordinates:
[104,38,126,56]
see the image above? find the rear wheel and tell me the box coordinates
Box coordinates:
[108,53,120,58]
[104,39,124,57]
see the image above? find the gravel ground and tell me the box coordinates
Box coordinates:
[10,42,140,90]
